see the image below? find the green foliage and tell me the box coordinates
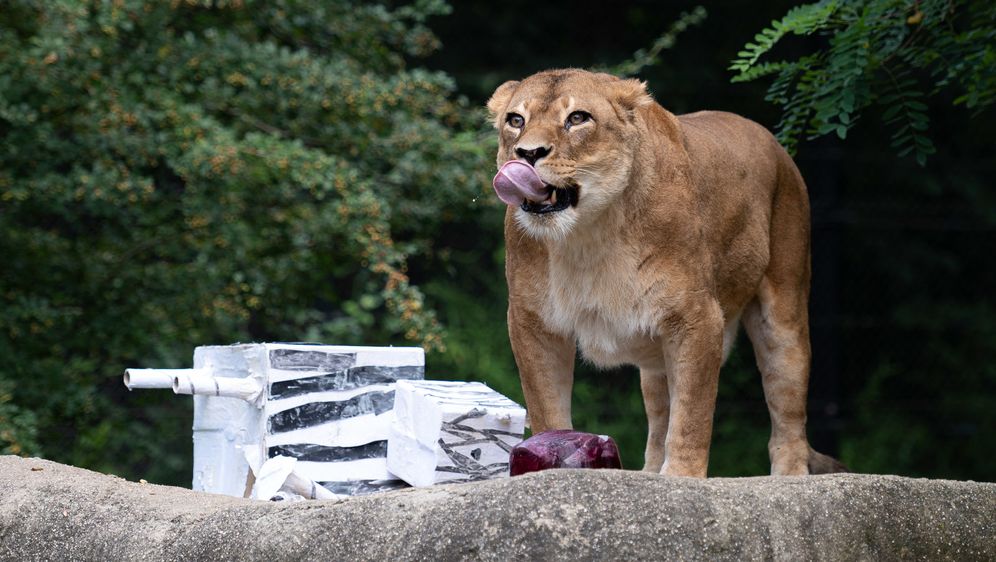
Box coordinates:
[0,380,39,456]
[729,1,838,74]
[0,0,492,482]
[729,0,995,164]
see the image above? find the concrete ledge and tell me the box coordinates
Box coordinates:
[0,455,992,560]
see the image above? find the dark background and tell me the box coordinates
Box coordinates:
[421,0,996,478]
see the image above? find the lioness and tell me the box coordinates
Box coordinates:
[488,69,845,477]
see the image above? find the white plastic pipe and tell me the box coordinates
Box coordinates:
[173,372,262,402]
[124,368,208,390]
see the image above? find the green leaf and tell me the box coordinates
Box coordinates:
[892,133,912,148]
[882,104,903,121]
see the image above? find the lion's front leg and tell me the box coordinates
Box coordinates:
[660,298,725,478]
[640,368,669,472]
[508,303,575,432]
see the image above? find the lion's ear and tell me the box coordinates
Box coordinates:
[486,80,520,127]
[611,78,654,114]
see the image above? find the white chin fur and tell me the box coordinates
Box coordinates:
[514,206,578,242]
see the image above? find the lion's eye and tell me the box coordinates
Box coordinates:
[566,111,591,128]
[506,113,525,128]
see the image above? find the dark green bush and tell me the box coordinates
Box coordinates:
[0,0,494,483]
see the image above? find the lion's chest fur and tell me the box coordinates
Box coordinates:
[542,239,662,368]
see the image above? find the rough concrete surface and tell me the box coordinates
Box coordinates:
[0,455,992,561]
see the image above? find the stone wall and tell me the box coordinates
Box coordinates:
[0,456,992,561]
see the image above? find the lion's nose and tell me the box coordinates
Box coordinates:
[515,145,551,166]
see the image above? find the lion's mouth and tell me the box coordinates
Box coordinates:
[521,183,579,214]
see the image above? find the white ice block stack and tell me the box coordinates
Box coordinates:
[263,344,424,495]
[188,344,267,497]
[126,343,424,498]
[387,380,526,487]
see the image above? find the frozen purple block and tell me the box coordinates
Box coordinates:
[509,430,622,476]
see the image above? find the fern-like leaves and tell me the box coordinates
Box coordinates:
[729,1,840,76]
[881,72,935,165]
[729,0,993,165]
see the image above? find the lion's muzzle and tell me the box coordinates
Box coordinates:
[493,160,578,214]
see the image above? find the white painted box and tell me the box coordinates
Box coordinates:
[387,380,526,487]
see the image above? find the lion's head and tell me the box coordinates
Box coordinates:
[487,69,653,240]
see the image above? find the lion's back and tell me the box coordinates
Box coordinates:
[677,110,785,186]
[673,110,807,315]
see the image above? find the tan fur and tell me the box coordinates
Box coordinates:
[489,69,844,477]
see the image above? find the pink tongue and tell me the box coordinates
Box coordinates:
[492,160,549,207]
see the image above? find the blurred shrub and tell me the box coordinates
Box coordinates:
[0,0,495,483]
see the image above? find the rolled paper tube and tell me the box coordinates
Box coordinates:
[283,470,340,500]
[509,430,622,476]
[124,368,209,390]
[251,454,339,501]
[492,160,549,206]
[172,372,262,402]
[252,455,297,501]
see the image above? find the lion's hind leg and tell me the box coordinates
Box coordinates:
[741,280,813,475]
[742,147,847,475]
